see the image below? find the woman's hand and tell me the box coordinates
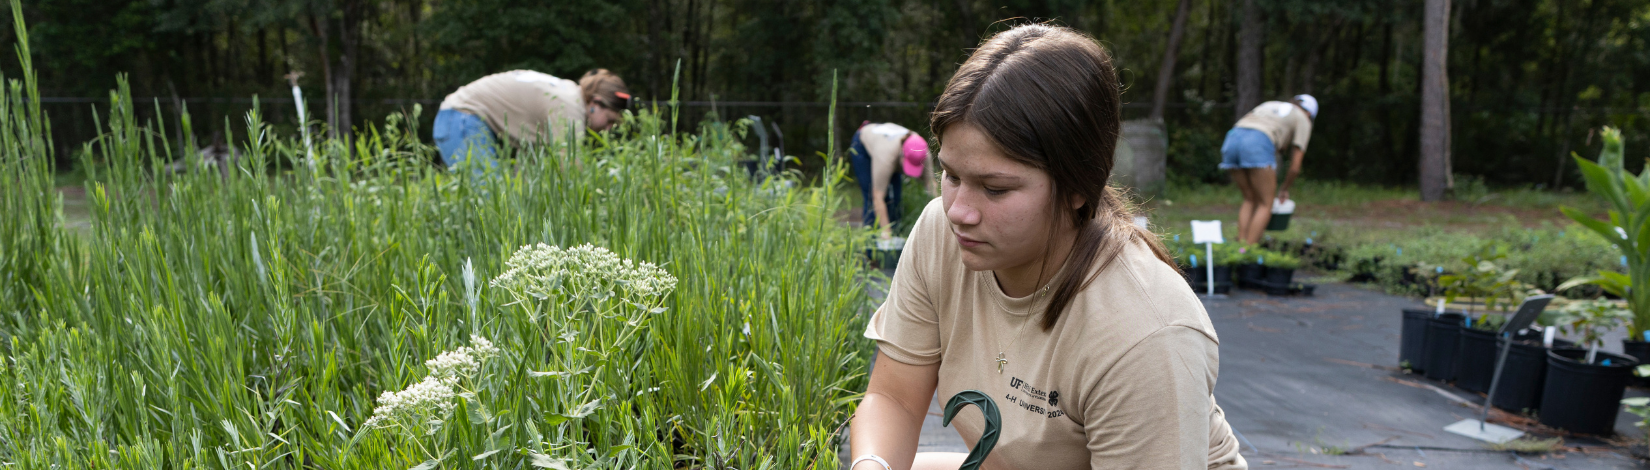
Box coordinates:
[849,352,940,470]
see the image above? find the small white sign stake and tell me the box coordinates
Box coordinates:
[1444,419,1523,444]
[1191,220,1224,297]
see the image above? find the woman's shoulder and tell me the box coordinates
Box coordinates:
[904,198,955,259]
[1068,236,1216,343]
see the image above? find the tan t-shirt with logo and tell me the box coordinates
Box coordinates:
[439,70,585,145]
[865,199,1246,469]
[1234,101,1312,155]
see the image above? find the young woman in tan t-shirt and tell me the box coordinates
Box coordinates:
[849,24,1247,470]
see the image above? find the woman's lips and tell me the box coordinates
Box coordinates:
[954,231,985,248]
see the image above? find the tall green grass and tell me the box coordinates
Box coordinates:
[0,5,872,468]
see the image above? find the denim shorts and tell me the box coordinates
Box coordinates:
[1219,127,1276,170]
[433,109,499,174]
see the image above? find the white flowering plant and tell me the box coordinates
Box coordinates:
[359,335,500,461]
[490,243,677,465]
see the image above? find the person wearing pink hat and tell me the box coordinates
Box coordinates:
[850,121,933,239]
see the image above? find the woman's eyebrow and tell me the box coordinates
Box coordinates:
[937,159,1024,182]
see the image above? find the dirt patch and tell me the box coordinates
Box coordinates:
[1157,198,1582,232]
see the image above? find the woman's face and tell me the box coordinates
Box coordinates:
[939,122,1071,273]
[587,105,622,131]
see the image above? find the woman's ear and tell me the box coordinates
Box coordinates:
[1069,193,1087,210]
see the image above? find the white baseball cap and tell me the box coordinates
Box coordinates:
[1294,94,1319,119]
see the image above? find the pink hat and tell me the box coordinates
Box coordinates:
[901,133,929,178]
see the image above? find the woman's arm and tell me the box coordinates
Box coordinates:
[1278,146,1304,201]
[871,190,895,239]
[849,352,941,470]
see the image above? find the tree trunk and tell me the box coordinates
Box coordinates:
[336,0,361,141]
[1132,0,1192,200]
[307,13,335,137]
[1149,0,1192,121]
[953,0,979,43]
[647,0,662,99]
[1377,21,1391,95]
[1419,0,1451,201]
[1234,0,1263,119]
[1195,0,1215,97]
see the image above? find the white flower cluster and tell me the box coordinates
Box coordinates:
[362,375,457,430]
[491,243,678,301]
[363,335,500,431]
[425,334,501,380]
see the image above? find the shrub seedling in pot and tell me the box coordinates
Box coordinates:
[1438,243,1530,324]
[1544,299,1632,364]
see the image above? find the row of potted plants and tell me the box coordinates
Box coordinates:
[1400,128,1645,436]
[1401,297,1637,435]
[1166,238,1303,295]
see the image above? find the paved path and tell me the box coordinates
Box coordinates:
[864,281,1647,468]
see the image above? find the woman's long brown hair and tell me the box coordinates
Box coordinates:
[578,69,629,110]
[929,24,1177,330]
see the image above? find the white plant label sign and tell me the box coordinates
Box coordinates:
[1191,220,1224,244]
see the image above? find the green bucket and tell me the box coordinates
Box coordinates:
[1265,212,1291,231]
[1266,198,1295,231]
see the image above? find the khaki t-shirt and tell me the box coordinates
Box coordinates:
[439,70,585,145]
[1234,101,1312,155]
[865,199,1246,470]
[857,123,914,192]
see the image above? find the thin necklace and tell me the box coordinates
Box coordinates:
[987,273,1054,374]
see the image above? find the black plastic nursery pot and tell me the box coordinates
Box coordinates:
[865,248,901,270]
[1422,313,1466,381]
[1623,340,1650,387]
[1399,309,1433,372]
[1186,266,1232,294]
[1453,327,1500,393]
[1488,334,1576,413]
[1539,349,1638,435]
[1235,264,1265,289]
[1262,268,1296,295]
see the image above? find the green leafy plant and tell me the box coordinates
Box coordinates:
[1560,127,1650,339]
[1437,243,1530,318]
[1473,313,1509,332]
[1260,250,1302,270]
[1217,243,1250,266]
[1544,299,1632,363]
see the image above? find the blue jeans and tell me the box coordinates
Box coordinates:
[1219,128,1277,170]
[849,132,903,229]
[433,109,499,173]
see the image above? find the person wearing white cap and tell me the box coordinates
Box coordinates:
[849,121,933,239]
[1220,94,1317,244]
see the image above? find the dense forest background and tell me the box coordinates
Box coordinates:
[3,0,1648,188]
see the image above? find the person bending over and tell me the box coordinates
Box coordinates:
[1220,94,1316,244]
[434,69,632,172]
[851,121,933,239]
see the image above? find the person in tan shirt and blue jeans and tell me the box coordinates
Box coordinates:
[849,24,1246,470]
[434,69,631,173]
[1222,95,1317,244]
